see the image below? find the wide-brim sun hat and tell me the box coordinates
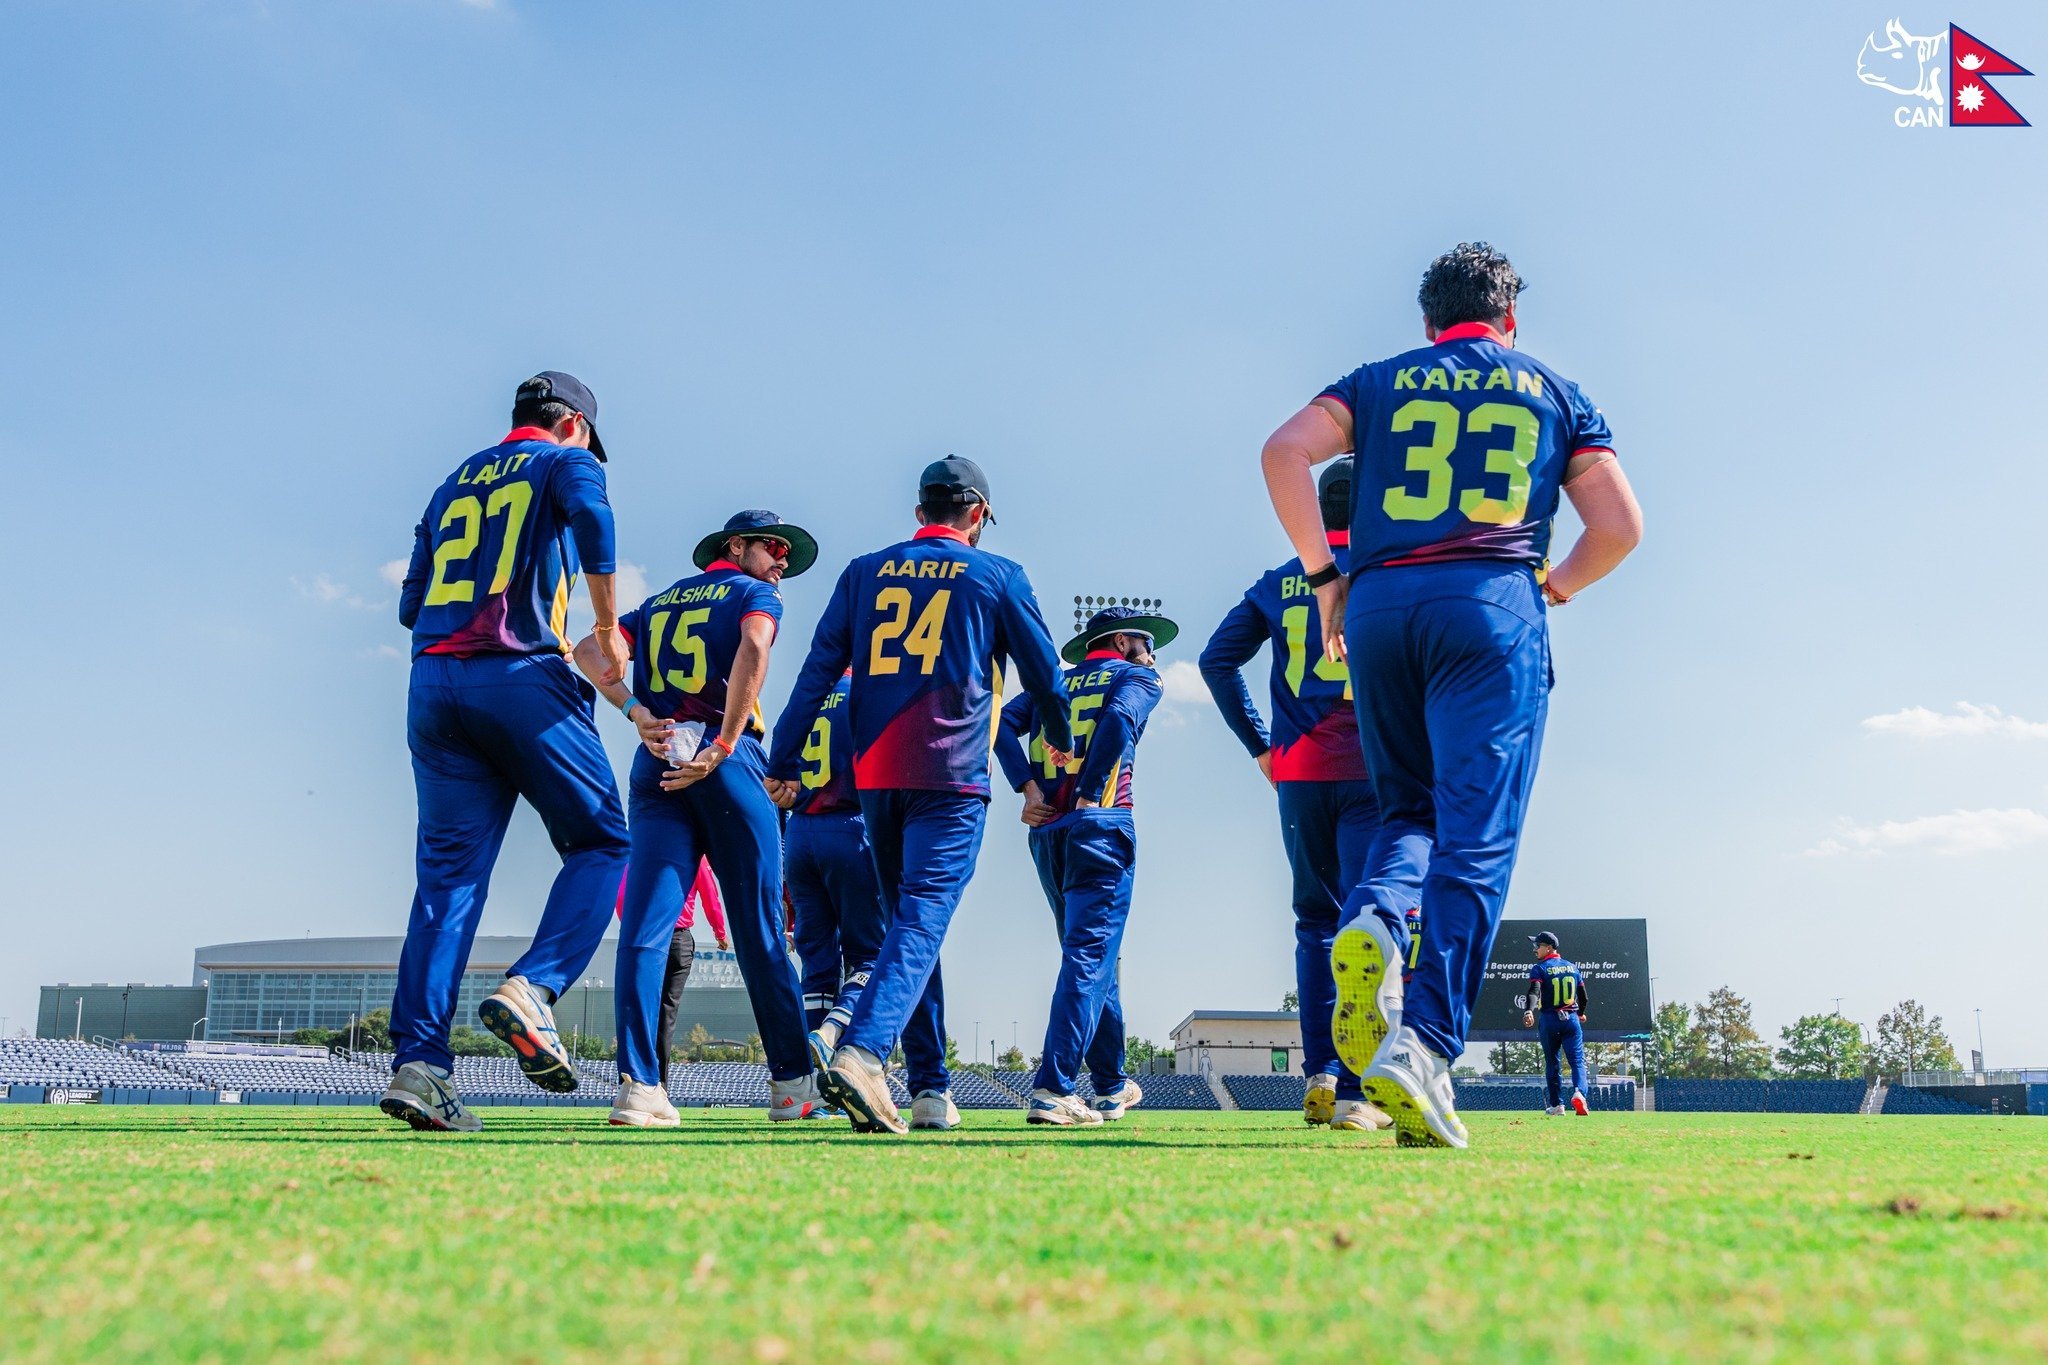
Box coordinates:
[1062,605,1179,665]
[692,509,819,577]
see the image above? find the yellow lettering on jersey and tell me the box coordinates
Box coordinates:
[879,558,967,579]
[1485,366,1513,390]
[918,561,940,579]
[822,688,845,710]
[1280,574,1310,600]
[1394,367,1419,390]
[652,582,734,607]
[1453,369,1479,391]
[1516,370,1544,398]
[1421,368,1449,391]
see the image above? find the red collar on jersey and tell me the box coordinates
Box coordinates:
[913,525,972,544]
[503,426,557,443]
[1433,322,1509,345]
[1084,648,1122,661]
[1327,531,1351,548]
[705,559,741,573]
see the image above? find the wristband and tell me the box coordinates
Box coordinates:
[1304,561,1341,590]
[594,621,618,633]
[618,695,640,719]
[711,735,735,756]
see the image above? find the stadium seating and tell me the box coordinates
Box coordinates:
[1882,1086,1984,1115]
[1765,1080,1864,1114]
[0,1039,193,1090]
[1655,1079,1770,1112]
[1130,1074,1221,1109]
[1221,1074,1306,1110]
[947,1071,1025,1109]
[154,1052,390,1095]
[1451,1081,1635,1112]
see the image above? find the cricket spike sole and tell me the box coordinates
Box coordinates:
[1330,919,1403,1076]
[818,1061,907,1135]
[1303,1074,1337,1125]
[477,995,579,1094]
[379,1093,464,1133]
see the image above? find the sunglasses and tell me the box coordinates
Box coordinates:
[743,536,792,560]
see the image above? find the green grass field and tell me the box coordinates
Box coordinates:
[2,1107,2042,1361]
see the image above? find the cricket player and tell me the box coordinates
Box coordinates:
[382,372,631,1134]
[1523,931,1590,1116]
[573,509,820,1127]
[1261,243,1643,1148]
[766,456,1071,1135]
[995,605,1169,1126]
[1200,458,1389,1134]
[786,671,957,1130]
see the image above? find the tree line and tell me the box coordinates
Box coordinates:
[1484,989,1961,1081]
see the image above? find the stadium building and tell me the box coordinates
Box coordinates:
[38,936,758,1046]
[1171,1010,1304,1077]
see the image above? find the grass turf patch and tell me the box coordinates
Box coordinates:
[1,1107,2042,1360]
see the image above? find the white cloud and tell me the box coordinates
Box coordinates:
[1157,659,1210,706]
[1861,702,2048,741]
[379,559,410,588]
[292,574,384,611]
[566,562,653,638]
[1807,807,2048,858]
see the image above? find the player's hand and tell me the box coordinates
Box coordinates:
[1523,1012,1535,1029]
[1044,745,1073,768]
[1542,580,1571,607]
[1314,577,1349,664]
[1255,750,1275,788]
[661,744,726,791]
[1073,796,1099,811]
[715,935,729,951]
[763,776,800,809]
[631,707,672,759]
[595,625,631,686]
[1019,781,1058,827]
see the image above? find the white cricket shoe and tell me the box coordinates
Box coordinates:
[1330,917,1406,1076]
[1026,1089,1104,1126]
[1303,1073,1338,1125]
[1330,1098,1394,1132]
[910,1090,961,1130]
[1091,1079,1143,1121]
[477,975,578,1093]
[818,1046,906,1134]
[769,1073,822,1122]
[1360,1025,1467,1149]
[610,1078,681,1128]
[1544,1105,1568,1117]
[380,1061,482,1133]
[806,1018,843,1074]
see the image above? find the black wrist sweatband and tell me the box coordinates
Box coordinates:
[1304,561,1341,590]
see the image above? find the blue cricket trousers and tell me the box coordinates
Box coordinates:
[786,809,947,1093]
[1028,810,1137,1097]
[616,737,808,1083]
[393,654,629,1073]
[1276,779,1380,1087]
[838,790,985,1089]
[1539,1012,1587,1108]
[1338,562,1552,1063]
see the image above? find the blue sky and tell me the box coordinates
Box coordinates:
[3,3,2044,1066]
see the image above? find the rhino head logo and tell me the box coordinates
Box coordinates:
[1858,19,1947,101]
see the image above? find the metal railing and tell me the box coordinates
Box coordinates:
[1900,1067,2048,1087]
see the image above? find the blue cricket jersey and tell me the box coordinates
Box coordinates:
[1319,324,1614,574]
[1199,537,1366,783]
[618,561,781,780]
[995,652,1164,816]
[766,525,1070,797]
[791,672,860,817]
[1529,955,1587,1016]
[398,428,617,657]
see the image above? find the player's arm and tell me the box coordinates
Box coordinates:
[572,617,671,759]
[1200,595,1275,783]
[1544,457,1642,604]
[1000,569,1073,753]
[996,694,1058,827]
[1072,668,1162,808]
[1575,972,1590,1023]
[1523,970,1541,1028]
[397,517,431,631]
[695,859,729,950]
[555,453,629,682]
[1261,397,1354,662]
[765,564,857,801]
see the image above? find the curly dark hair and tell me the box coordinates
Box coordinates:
[1417,242,1524,329]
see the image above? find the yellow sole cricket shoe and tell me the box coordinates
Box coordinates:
[1303,1073,1338,1125]
[1330,1098,1393,1132]
[1360,1026,1468,1150]
[1330,918,1404,1076]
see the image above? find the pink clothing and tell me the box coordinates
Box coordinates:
[613,858,729,940]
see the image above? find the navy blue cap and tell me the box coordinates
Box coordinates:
[693,509,819,577]
[516,371,607,462]
[1319,456,1353,532]
[1529,931,1559,951]
[919,455,995,523]
[1062,605,1179,665]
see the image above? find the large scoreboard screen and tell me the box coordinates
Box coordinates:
[1468,918,1653,1043]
